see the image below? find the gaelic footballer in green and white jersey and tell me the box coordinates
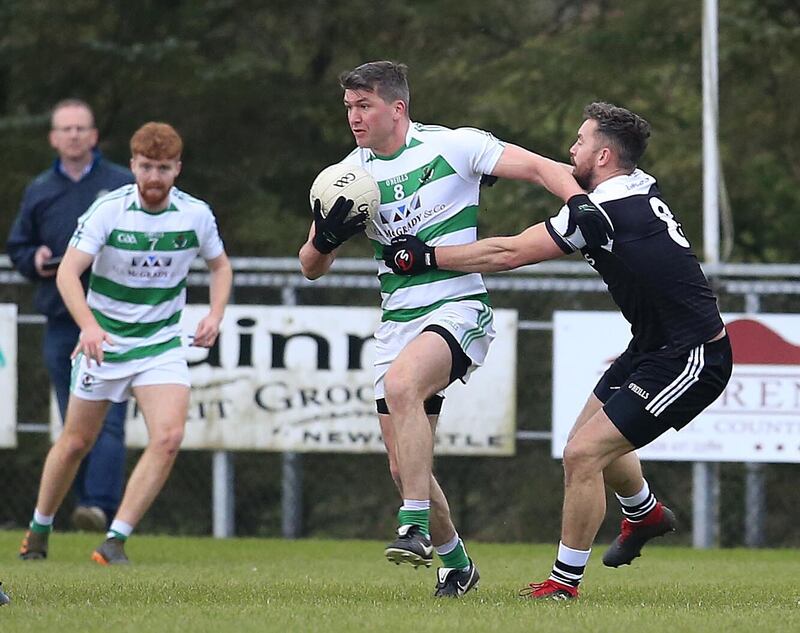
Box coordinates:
[70,183,225,363]
[341,122,504,323]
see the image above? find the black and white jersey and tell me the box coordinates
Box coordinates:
[546,170,724,356]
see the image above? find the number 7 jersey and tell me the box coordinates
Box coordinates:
[546,169,724,356]
[69,184,225,362]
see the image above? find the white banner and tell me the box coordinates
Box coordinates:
[124,305,517,455]
[552,311,800,463]
[0,304,18,448]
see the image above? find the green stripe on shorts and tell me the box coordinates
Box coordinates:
[460,303,493,351]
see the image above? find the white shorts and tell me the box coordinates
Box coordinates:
[373,299,495,400]
[70,347,190,403]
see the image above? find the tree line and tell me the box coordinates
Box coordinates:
[1,0,797,262]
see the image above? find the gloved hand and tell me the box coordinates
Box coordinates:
[382,234,437,275]
[480,174,498,187]
[564,194,613,249]
[311,196,367,254]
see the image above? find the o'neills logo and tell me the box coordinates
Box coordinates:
[628,383,649,399]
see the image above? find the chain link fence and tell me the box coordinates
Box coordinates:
[1,257,799,546]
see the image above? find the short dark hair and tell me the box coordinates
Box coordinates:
[339,61,410,109]
[51,98,95,127]
[583,102,651,169]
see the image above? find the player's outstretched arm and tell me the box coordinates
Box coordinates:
[491,145,613,248]
[438,223,565,272]
[383,223,564,275]
[491,144,583,202]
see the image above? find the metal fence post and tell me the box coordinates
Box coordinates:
[692,461,720,548]
[281,285,303,538]
[744,462,766,547]
[743,291,765,547]
[211,273,237,538]
[282,451,303,538]
[212,450,235,537]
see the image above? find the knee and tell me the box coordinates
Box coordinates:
[59,432,94,461]
[149,427,184,456]
[383,370,418,414]
[562,440,597,482]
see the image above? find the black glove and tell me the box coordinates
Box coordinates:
[564,193,613,249]
[382,234,437,275]
[311,196,367,254]
[480,174,498,188]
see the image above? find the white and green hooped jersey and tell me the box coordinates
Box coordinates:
[70,184,225,362]
[341,122,505,323]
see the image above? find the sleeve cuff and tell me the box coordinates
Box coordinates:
[545,220,576,254]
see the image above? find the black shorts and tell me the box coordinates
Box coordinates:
[594,336,732,448]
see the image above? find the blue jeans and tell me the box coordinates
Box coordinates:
[43,318,127,518]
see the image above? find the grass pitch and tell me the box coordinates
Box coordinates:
[0,532,798,633]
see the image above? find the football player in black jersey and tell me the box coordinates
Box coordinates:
[382,102,732,600]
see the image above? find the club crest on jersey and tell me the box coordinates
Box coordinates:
[419,164,434,185]
[172,234,189,248]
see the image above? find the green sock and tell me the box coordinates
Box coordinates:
[438,539,470,570]
[397,508,430,536]
[107,530,128,541]
[29,520,52,534]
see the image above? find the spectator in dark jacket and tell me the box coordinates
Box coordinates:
[7,99,133,532]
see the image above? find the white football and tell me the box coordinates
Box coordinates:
[309,163,380,221]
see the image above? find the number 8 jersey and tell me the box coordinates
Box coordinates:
[341,122,504,324]
[546,169,724,356]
